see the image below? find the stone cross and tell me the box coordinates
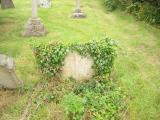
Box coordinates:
[73,0,86,18]
[32,0,38,18]
[76,0,80,11]
[22,0,46,37]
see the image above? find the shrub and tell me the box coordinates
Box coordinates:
[104,0,160,25]
[61,93,86,120]
[127,2,141,15]
[137,3,160,24]
[33,37,118,79]
[33,43,69,79]
[127,2,160,24]
[62,77,126,120]
[104,0,131,11]
[104,0,119,11]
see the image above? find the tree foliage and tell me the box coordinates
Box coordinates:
[104,0,160,25]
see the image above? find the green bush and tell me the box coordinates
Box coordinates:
[137,3,160,24]
[33,43,68,79]
[104,0,119,11]
[104,0,131,11]
[61,93,86,120]
[62,77,126,120]
[33,37,118,79]
[104,0,160,25]
[127,2,160,24]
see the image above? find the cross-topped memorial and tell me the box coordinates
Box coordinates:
[22,0,46,37]
[73,0,86,18]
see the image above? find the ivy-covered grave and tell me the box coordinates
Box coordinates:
[32,37,126,120]
[33,37,118,80]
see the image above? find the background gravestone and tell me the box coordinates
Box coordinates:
[38,0,51,8]
[0,54,22,89]
[0,0,15,9]
[73,0,86,18]
[62,52,94,81]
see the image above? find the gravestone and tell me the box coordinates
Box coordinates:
[38,0,51,8]
[72,0,86,18]
[0,54,23,89]
[22,0,46,37]
[62,52,94,81]
[0,0,15,9]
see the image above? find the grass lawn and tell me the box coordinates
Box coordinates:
[0,0,160,120]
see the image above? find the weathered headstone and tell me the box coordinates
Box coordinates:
[72,0,86,18]
[62,52,94,81]
[22,0,46,37]
[0,0,15,9]
[38,0,51,8]
[0,54,23,89]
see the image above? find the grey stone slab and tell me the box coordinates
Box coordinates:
[62,52,94,81]
[0,54,23,89]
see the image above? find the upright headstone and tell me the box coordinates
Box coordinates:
[62,52,94,81]
[1,0,15,9]
[22,0,46,37]
[38,0,51,8]
[0,54,23,89]
[72,0,86,18]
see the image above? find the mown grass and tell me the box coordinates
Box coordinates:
[0,0,160,120]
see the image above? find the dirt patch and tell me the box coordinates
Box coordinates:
[136,43,150,52]
[0,90,17,116]
[148,55,160,66]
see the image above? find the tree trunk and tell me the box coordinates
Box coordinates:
[0,0,15,9]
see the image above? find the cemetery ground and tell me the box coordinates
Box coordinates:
[0,0,160,120]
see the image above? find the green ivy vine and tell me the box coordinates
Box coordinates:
[33,37,118,79]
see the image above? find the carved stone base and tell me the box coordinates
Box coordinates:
[22,17,46,37]
[72,9,86,18]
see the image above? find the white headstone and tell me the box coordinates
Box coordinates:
[62,52,94,81]
[38,0,51,8]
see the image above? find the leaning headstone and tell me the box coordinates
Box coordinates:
[72,0,86,18]
[38,0,52,8]
[62,52,94,81]
[0,54,23,89]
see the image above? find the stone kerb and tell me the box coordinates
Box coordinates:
[0,54,23,89]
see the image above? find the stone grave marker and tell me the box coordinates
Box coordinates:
[22,0,46,37]
[62,52,94,81]
[73,0,86,18]
[0,54,23,89]
[38,0,51,8]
